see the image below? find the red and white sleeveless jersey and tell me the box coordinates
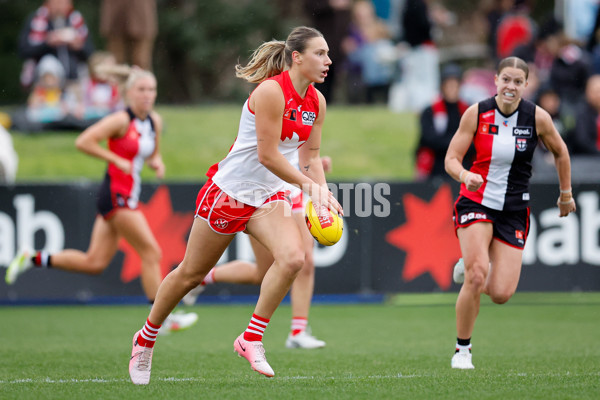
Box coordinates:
[460,97,538,211]
[209,70,320,207]
[106,108,156,208]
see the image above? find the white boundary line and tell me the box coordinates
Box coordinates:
[1,372,599,384]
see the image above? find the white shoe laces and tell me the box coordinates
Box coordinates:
[252,342,267,362]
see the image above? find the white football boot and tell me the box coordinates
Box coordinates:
[158,311,199,335]
[285,329,326,349]
[451,347,474,369]
[453,258,465,284]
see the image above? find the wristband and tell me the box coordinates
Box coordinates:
[558,199,575,205]
[560,188,572,194]
[459,170,469,183]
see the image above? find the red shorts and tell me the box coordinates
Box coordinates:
[195,179,289,234]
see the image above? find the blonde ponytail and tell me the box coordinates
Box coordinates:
[235,26,324,84]
[235,40,286,83]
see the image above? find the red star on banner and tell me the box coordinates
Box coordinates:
[385,184,461,290]
[119,186,193,283]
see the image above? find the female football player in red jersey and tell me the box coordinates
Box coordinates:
[129,26,343,384]
[445,56,576,369]
[182,155,333,350]
[6,67,198,333]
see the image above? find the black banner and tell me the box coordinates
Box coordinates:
[0,181,598,303]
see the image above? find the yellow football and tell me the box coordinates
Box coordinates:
[305,199,343,246]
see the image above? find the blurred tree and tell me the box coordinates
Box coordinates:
[154,0,298,103]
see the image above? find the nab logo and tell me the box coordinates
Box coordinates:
[302,111,316,126]
[512,126,532,138]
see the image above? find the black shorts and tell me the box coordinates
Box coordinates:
[453,196,530,249]
[96,175,137,219]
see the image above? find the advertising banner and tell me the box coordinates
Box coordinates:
[0,181,598,304]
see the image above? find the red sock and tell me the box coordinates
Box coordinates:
[243,313,269,342]
[137,318,161,348]
[291,317,308,336]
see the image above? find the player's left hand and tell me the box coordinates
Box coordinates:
[557,194,576,217]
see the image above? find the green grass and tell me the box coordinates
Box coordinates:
[10,105,417,182]
[1,293,599,399]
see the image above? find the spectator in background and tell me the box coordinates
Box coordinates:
[513,16,562,84]
[100,0,157,70]
[18,0,94,88]
[389,0,441,113]
[548,35,591,119]
[483,0,516,60]
[26,54,67,125]
[570,75,600,155]
[494,0,534,60]
[343,0,396,104]
[304,0,352,103]
[532,84,568,177]
[586,6,600,74]
[66,51,124,122]
[415,64,469,181]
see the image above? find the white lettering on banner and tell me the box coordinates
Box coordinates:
[536,208,578,266]
[523,191,600,266]
[13,195,63,263]
[579,192,600,264]
[0,213,15,266]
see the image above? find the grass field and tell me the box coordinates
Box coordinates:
[9,105,417,183]
[1,292,599,400]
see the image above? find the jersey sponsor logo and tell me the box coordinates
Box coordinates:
[302,111,316,126]
[481,110,494,119]
[512,126,532,137]
[479,122,498,135]
[516,138,528,151]
[522,193,530,201]
[460,211,487,224]
[283,108,297,121]
[503,120,509,127]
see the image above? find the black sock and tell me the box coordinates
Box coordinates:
[457,337,471,346]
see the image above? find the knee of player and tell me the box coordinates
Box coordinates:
[278,249,305,275]
[465,264,487,290]
[489,290,514,304]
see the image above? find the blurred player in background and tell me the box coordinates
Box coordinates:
[128,26,343,384]
[183,156,333,350]
[6,66,198,334]
[445,56,576,369]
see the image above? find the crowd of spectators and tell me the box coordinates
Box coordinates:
[11,0,156,133]
[5,0,600,183]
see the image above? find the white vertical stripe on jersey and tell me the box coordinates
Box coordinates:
[481,110,518,210]
[129,118,155,208]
